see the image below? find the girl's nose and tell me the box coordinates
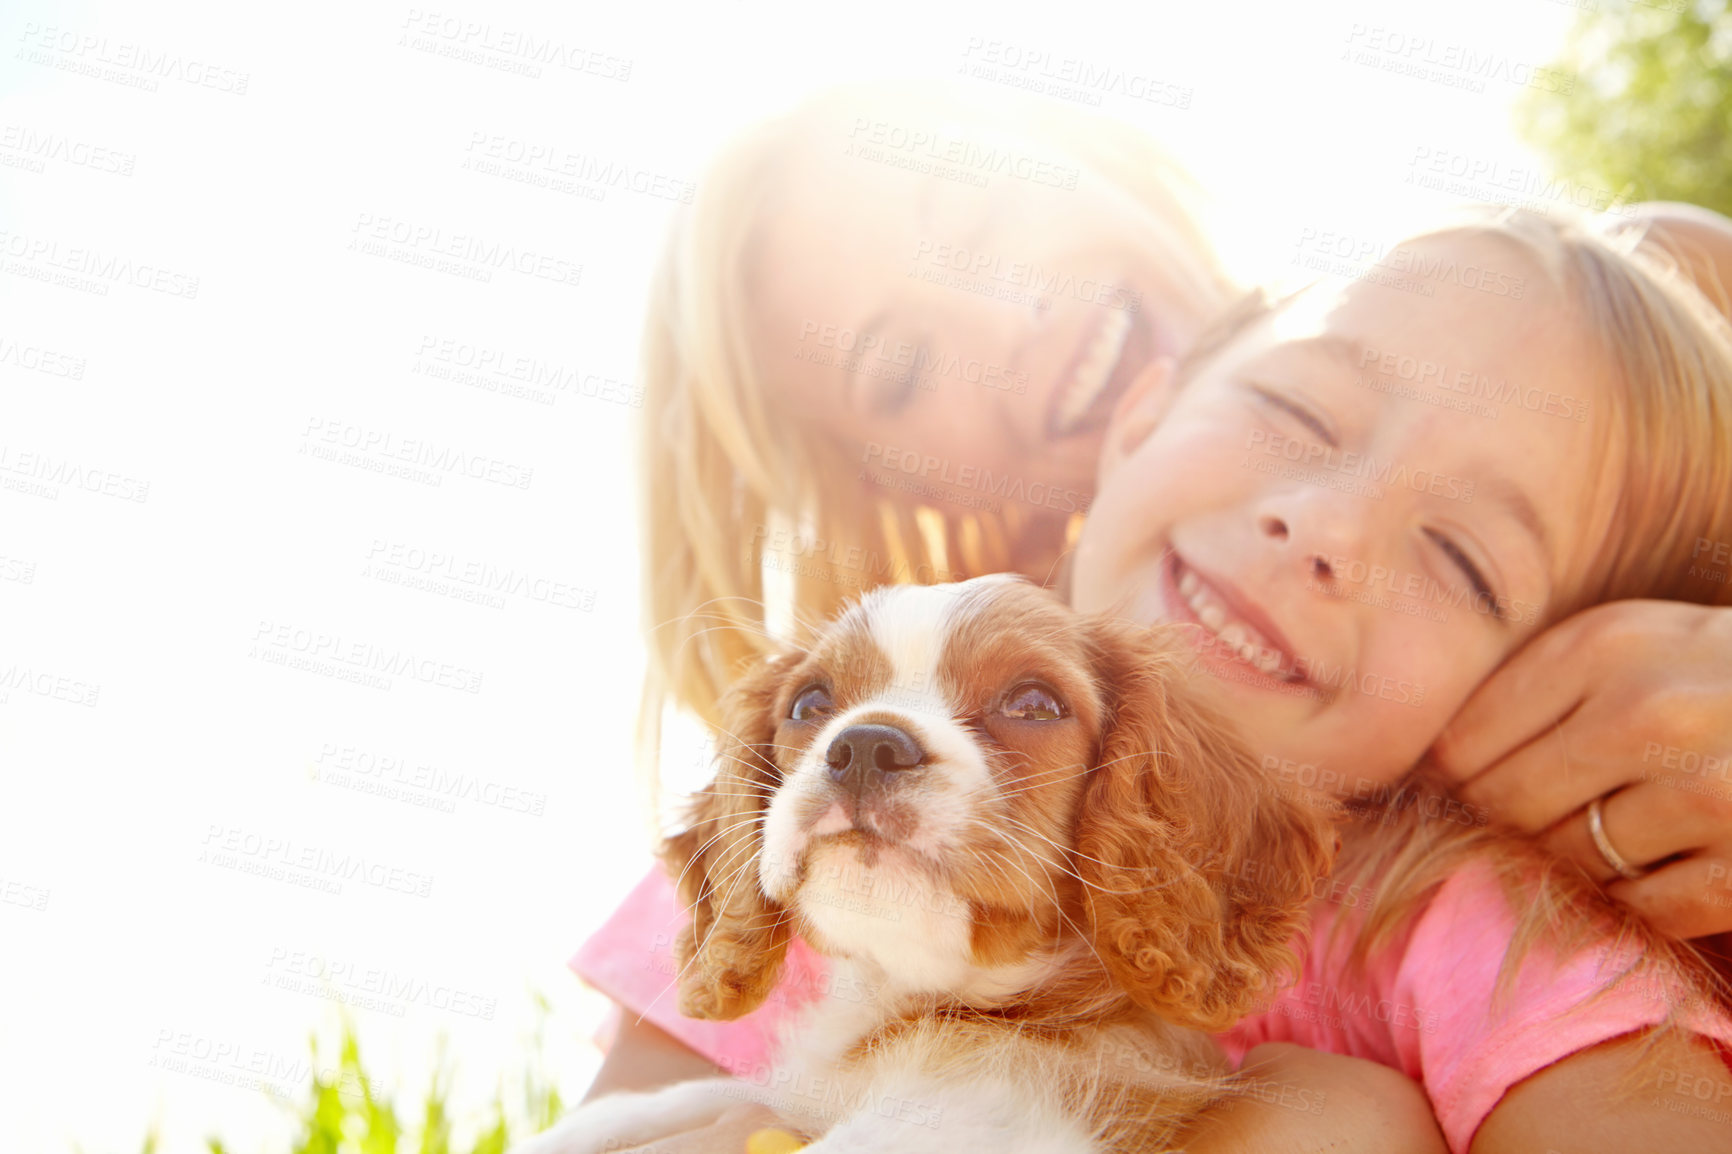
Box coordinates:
[1256,493,1374,578]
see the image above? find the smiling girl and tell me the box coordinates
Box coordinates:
[1069,205,1732,1151]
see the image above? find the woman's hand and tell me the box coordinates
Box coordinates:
[1180,1043,1446,1154]
[577,1102,784,1154]
[1431,599,1732,939]
[523,1015,776,1153]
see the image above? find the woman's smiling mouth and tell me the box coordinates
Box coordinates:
[1047,304,1157,439]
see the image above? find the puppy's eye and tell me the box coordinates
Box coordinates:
[789,685,835,721]
[999,682,1066,722]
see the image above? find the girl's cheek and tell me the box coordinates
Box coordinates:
[1186,404,1263,452]
[1153,429,1265,502]
[1380,625,1508,719]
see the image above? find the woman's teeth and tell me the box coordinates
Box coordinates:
[1052,309,1133,435]
[1176,567,1292,677]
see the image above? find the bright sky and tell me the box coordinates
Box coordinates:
[0,0,1584,1150]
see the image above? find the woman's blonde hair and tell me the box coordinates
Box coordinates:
[636,81,1236,786]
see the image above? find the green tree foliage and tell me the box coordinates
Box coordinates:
[1519,0,1732,216]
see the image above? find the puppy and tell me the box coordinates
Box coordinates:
[522,575,1334,1153]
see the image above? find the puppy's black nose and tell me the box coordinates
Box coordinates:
[825,723,924,784]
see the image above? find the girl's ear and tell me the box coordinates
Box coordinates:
[1100,356,1178,483]
[657,652,795,1020]
[1074,616,1336,1031]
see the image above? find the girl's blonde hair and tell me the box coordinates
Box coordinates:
[636,81,1235,784]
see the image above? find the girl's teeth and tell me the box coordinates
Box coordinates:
[1176,562,1295,679]
[1221,626,1259,664]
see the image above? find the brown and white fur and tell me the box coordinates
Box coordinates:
[518,575,1335,1153]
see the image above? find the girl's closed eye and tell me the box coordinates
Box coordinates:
[1246,382,1338,447]
[1423,526,1507,622]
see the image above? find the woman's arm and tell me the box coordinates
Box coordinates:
[581,1014,727,1103]
[1470,1029,1732,1152]
[583,1024,1448,1152]
[552,1015,782,1154]
[1179,1043,1448,1154]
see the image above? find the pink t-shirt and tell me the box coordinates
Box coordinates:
[571,865,1732,1153]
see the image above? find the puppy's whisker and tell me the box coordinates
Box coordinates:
[987,814,1158,896]
[1086,746,1179,776]
[959,753,1076,789]
[977,763,1094,801]
[670,814,767,888]
[678,784,777,804]
[706,829,781,954]
[968,834,1113,994]
[666,813,774,912]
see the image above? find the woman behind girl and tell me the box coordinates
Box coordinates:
[637,80,1233,754]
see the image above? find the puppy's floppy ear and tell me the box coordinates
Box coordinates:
[657,651,795,1020]
[1075,618,1336,1032]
